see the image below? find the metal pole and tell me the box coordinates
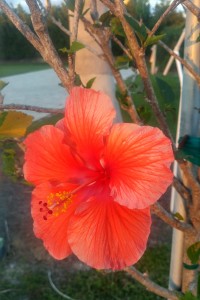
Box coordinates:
[169,0,200,293]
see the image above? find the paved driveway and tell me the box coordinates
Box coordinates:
[2,69,68,119]
[2,68,134,120]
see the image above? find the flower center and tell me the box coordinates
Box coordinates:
[39,180,98,221]
[38,191,72,220]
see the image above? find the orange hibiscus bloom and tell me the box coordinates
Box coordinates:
[24,87,174,270]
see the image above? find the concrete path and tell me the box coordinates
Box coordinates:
[2,69,68,120]
[2,68,134,120]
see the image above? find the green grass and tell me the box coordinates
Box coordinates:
[0,61,50,77]
[0,245,170,300]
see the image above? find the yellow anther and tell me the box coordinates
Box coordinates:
[46,190,73,217]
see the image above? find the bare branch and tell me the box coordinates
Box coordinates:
[68,0,83,88]
[178,161,200,229]
[183,0,200,21]
[24,0,71,90]
[50,16,102,58]
[151,202,195,233]
[111,34,132,59]
[158,40,200,86]
[0,0,43,53]
[125,267,182,300]
[0,104,63,114]
[101,0,175,145]
[0,0,71,90]
[149,0,182,38]
[173,176,191,202]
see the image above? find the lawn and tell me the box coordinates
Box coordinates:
[0,245,170,300]
[0,61,50,77]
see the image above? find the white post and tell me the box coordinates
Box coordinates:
[169,0,200,293]
[70,0,122,121]
[163,29,185,76]
[150,45,157,75]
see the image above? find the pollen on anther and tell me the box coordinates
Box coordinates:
[45,190,73,218]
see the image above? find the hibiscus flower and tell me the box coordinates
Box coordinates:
[24,87,174,270]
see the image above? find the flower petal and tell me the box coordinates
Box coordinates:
[24,125,94,185]
[65,87,116,166]
[104,124,174,209]
[31,182,80,260]
[68,194,151,270]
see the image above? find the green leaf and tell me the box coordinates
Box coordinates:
[85,77,96,89]
[65,0,85,15]
[65,0,75,12]
[187,242,200,264]
[137,105,152,123]
[183,263,199,270]
[60,42,85,55]
[198,273,200,298]
[59,47,68,53]
[154,75,175,103]
[0,80,8,91]
[110,17,125,37]
[196,34,200,43]
[115,56,130,70]
[116,88,128,107]
[0,111,8,127]
[68,41,85,54]
[74,73,82,86]
[177,136,200,166]
[179,291,199,300]
[144,34,165,47]
[82,7,90,17]
[99,11,113,27]
[173,212,184,221]
[124,15,147,43]
[0,111,33,140]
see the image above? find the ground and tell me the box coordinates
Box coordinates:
[0,147,172,299]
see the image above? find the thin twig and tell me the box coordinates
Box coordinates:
[25,0,70,90]
[47,271,76,300]
[125,267,182,300]
[0,104,64,114]
[158,40,200,86]
[149,0,182,38]
[111,34,132,59]
[178,161,200,230]
[173,176,191,202]
[183,0,200,21]
[50,16,102,58]
[102,0,175,144]
[0,0,71,91]
[68,0,83,88]
[0,0,43,53]
[151,202,195,234]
